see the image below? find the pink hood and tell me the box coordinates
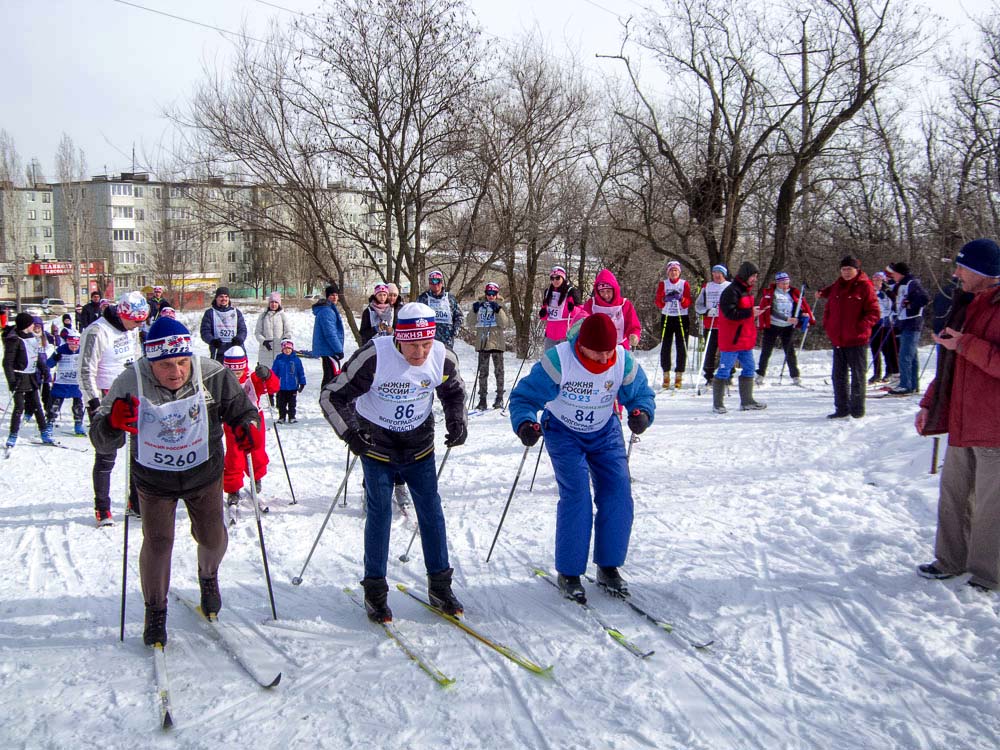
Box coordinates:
[592,269,623,305]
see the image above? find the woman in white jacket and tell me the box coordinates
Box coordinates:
[255,292,291,369]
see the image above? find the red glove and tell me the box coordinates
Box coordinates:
[738,295,752,309]
[109,395,139,434]
[233,422,258,452]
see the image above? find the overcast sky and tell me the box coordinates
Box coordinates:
[1,0,992,181]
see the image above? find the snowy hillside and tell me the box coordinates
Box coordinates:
[1,307,998,749]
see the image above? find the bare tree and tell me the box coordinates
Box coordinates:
[54,134,92,305]
[0,130,28,307]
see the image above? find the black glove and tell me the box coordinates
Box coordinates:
[517,421,542,447]
[345,429,374,457]
[231,336,244,348]
[254,364,271,382]
[297,383,305,393]
[539,307,548,319]
[488,301,500,313]
[444,421,467,447]
[566,297,576,312]
[263,340,272,351]
[472,301,482,313]
[210,338,222,350]
[233,421,258,452]
[86,397,101,419]
[627,409,650,435]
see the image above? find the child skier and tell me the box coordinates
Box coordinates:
[3,312,55,449]
[45,328,86,435]
[271,338,306,423]
[508,314,655,601]
[654,260,692,389]
[221,346,279,510]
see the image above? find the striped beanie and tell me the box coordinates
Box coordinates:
[394,302,437,342]
[144,317,193,362]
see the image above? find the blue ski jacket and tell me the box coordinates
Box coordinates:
[271,351,306,391]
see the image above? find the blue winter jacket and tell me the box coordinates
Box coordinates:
[271,351,306,391]
[311,300,344,358]
[46,343,82,399]
[508,321,656,433]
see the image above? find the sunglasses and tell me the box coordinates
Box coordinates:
[429,278,443,284]
[550,275,563,280]
[485,291,498,296]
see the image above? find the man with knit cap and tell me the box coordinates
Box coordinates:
[199,287,247,363]
[90,316,260,647]
[508,313,655,602]
[712,262,767,414]
[915,238,1000,593]
[817,257,881,419]
[417,270,463,348]
[321,302,467,624]
[312,283,345,388]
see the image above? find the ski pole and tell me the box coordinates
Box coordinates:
[485,444,532,563]
[919,342,937,383]
[341,447,349,507]
[502,319,543,413]
[778,282,807,384]
[246,451,278,620]
[291,453,358,585]
[930,436,940,475]
[398,446,452,563]
[528,438,545,492]
[265,399,297,505]
[119,438,132,642]
[466,356,480,411]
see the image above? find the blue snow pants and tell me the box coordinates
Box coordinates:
[542,411,633,577]
[361,453,449,579]
[715,348,756,380]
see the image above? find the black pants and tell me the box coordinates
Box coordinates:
[475,350,504,404]
[659,316,687,373]
[93,451,139,514]
[702,328,720,381]
[757,326,798,378]
[10,388,47,435]
[276,390,298,420]
[832,345,868,417]
[47,396,84,424]
[869,323,898,379]
[321,357,341,389]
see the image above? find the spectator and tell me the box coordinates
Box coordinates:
[312,283,345,388]
[416,270,463,348]
[885,261,930,396]
[199,287,247,363]
[254,291,291,369]
[79,291,102,329]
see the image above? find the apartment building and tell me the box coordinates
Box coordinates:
[0,184,59,301]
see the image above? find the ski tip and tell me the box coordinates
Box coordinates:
[264,673,282,688]
[162,711,174,730]
[394,583,409,592]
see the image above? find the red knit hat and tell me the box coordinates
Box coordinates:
[577,313,617,351]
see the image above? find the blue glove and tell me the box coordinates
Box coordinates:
[799,316,809,332]
[665,290,681,302]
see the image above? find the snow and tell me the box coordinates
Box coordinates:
[2,306,999,749]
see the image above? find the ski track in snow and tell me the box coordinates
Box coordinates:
[2,307,1000,749]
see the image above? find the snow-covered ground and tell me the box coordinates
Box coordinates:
[2,307,998,749]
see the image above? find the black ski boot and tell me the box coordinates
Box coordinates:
[199,576,222,618]
[428,567,464,616]
[143,606,168,646]
[492,394,504,409]
[557,573,586,604]
[595,566,630,598]
[475,398,488,411]
[361,577,392,623]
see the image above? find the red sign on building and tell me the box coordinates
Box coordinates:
[27,260,105,276]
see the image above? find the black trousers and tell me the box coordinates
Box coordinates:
[832,345,868,417]
[10,388,47,435]
[702,328,720,381]
[47,396,84,424]
[659,316,687,373]
[321,357,341,389]
[757,326,798,378]
[276,390,298,420]
[93,451,139,514]
[869,323,899,379]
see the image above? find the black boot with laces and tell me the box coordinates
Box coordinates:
[361,577,392,623]
[557,574,587,604]
[199,576,222,619]
[143,606,168,647]
[595,566,630,598]
[428,568,464,616]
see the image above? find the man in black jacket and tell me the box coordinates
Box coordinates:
[199,287,247,362]
[90,316,260,647]
[79,291,103,329]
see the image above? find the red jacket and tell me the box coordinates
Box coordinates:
[818,272,880,347]
[920,286,1000,447]
[756,285,815,329]
[717,276,758,351]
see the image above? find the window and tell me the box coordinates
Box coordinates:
[134,231,144,244]
[134,208,144,221]
[227,251,237,263]
[27,209,36,220]
[153,231,163,243]
[43,227,53,238]
[133,186,143,198]
[42,210,51,220]
[208,232,220,243]
[112,229,135,242]
[111,183,133,196]
[27,192,35,202]
[44,244,52,255]
[112,206,133,219]
[151,187,163,199]
[228,272,238,283]
[42,193,51,204]
[170,186,184,198]
[227,231,237,242]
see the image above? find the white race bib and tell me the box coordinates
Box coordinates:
[54,351,80,386]
[590,300,625,342]
[355,337,445,432]
[425,295,452,326]
[545,342,625,433]
[135,358,210,471]
[212,308,239,342]
[477,305,498,328]
[15,336,41,375]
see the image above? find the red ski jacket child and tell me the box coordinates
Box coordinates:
[221,346,279,494]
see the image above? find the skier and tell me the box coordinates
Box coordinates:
[89,315,260,646]
[508,313,655,601]
[694,264,730,385]
[416,270,463,348]
[271,338,306,423]
[199,287,247,363]
[654,260,692,389]
[321,302,467,623]
[869,271,899,384]
[3,311,55,449]
[574,269,642,350]
[45,328,86,435]
[220,346,279,510]
[147,285,171,322]
[312,283,345,388]
[254,291,291,370]
[884,262,930,396]
[754,272,814,386]
[467,281,509,410]
[360,283,398,345]
[79,290,102,329]
[80,291,148,525]
[539,266,581,351]
[712,262,767,414]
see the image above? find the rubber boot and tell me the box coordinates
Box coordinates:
[712,379,727,414]
[739,377,767,410]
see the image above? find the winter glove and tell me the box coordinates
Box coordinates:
[627,409,650,435]
[628,333,640,349]
[254,364,271,382]
[798,316,810,332]
[444,421,467,447]
[566,297,576,312]
[86,397,101,419]
[517,421,542,447]
[665,290,681,302]
[263,340,273,351]
[210,338,222,350]
[231,336,244,348]
[297,383,305,393]
[738,295,752,309]
[539,306,548,319]
[233,421,258,452]
[345,429,374,457]
[472,301,482,313]
[109,395,140,434]
[488,301,500,313]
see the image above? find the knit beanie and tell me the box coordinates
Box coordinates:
[324,283,340,297]
[144,317,193,361]
[268,291,281,303]
[577,313,618,351]
[839,256,861,270]
[223,345,248,372]
[395,302,437,342]
[15,312,34,330]
[736,262,759,281]
[775,272,790,282]
[887,262,910,276]
[711,264,728,276]
[955,238,1000,277]
[214,286,230,298]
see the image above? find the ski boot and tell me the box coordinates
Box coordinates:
[428,567,463,616]
[674,372,683,390]
[226,491,241,507]
[5,432,17,449]
[791,377,802,386]
[595,566,630,598]
[126,497,141,518]
[361,577,392,623]
[143,606,168,646]
[662,373,671,389]
[738,377,766,410]
[393,482,411,513]
[475,398,488,412]
[199,576,222,618]
[287,416,297,424]
[754,373,765,386]
[557,573,586,604]
[95,509,114,527]
[712,379,727,414]
[40,425,56,445]
[74,420,86,436]
[492,395,504,410]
